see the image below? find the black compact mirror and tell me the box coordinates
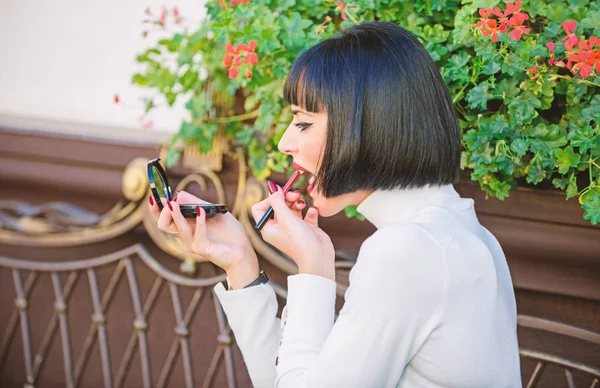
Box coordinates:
[147,158,228,218]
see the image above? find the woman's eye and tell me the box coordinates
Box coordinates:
[293,122,312,131]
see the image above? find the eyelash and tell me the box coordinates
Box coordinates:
[293,122,312,131]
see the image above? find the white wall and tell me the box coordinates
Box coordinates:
[0,0,206,138]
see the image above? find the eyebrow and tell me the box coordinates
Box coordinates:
[292,109,315,116]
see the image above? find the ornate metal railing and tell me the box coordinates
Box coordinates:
[0,153,598,387]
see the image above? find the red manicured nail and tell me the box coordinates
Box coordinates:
[149,196,154,206]
[297,199,305,206]
[267,180,277,194]
[275,185,280,192]
[196,205,201,217]
[172,193,178,202]
[167,201,173,211]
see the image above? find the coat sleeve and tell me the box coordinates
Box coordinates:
[214,280,283,387]
[213,274,338,388]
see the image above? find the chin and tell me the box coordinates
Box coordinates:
[311,198,345,218]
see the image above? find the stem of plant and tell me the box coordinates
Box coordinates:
[345,11,359,24]
[453,83,470,104]
[212,109,259,124]
[549,74,600,88]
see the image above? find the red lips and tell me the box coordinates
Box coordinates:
[292,162,310,173]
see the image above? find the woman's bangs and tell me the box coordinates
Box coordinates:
[283,50,327,113]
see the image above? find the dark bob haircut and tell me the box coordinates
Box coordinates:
[283,21,461,198]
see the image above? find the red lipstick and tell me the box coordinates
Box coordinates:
[255,170,304,230]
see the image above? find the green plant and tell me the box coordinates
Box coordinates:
[130,0,600,224]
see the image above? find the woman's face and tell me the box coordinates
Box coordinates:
[277,104,372,217]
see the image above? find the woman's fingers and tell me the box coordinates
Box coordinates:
[176,190,211,205]
[168,200,194,246]
[156,198,179,234]
[190,206,212,259]
[285,190,301,203]
[303,206,319,227]
[148,195,162,221]
[267,190,295,223]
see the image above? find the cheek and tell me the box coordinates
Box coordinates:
[301,141,322,170]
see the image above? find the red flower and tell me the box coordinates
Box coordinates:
[481,19,508,42]
[508,13,530,41]
[474,8,493,29]
[528,66,538,73]
[565,34,580,51]
[229,67,239,79]
[546,42,556,66]
[225,42,237,55]
[224,40,259,80]
[335,1,348,20]
[505,0,522,16]
[159,6,168,25]
[247,52,258,65]
[562,20,577,34]
[114,94,120,104]
[474,2,529,42]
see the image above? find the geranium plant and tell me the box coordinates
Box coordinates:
[129,0,600,224]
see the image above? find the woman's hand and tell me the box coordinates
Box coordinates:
[149,191,260,288]
[251,187,336,282]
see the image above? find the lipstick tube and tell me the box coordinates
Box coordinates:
[255,170,302,230]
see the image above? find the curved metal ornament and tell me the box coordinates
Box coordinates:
[0,158,150,247]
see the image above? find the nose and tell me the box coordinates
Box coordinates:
[277,124,297,155]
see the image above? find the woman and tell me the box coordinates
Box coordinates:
[150,21,521,387]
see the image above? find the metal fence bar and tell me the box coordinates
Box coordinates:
[50,272,75,388]
[86,268,113,388]
[12,269,35,387]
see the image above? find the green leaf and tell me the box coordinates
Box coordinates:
[526,154,546,184]
[581,186,600,224]
[569,124,598,154]
[482,61,501,75]
[510,138,528,158]
[581,95,600,122]
[508,91,542,123]
[581,10,600,35]
[444,52,471,82]
[165,147,181,168]
[554,146,581,174]
[467,83,493,110]
[344,205,366,221]
[496,78,520,100]
[566,173,578,200]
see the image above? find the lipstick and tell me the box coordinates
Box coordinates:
[255,170,304,230]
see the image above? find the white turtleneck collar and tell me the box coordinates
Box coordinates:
[356,184,460,229]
